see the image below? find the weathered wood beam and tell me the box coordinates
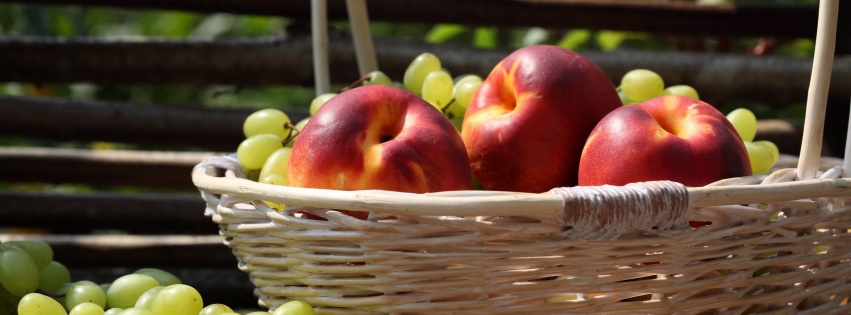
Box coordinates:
[11,0,820,38]
[0,191,216,234]
[0,147,219,190]
[1,36,849,107]
[0,95,309,151]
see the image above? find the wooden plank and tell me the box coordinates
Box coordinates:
[0,95,309,151]
[13,0,820,38]
[0,234,238,268]
[0,190,217,234]
[0,147,220,190]
[1,36,849,106]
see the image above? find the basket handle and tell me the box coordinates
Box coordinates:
[797,0,839,180]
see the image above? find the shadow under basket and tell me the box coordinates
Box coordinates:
[192,155,851,314]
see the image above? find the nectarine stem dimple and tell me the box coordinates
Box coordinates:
[379,135,394,143]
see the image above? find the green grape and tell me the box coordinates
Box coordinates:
[726,108,757,142]
[617,88,632,105]
[69,302,105,315]
[272,301,316,315]
[5,240,53,270]
[199,303,234,315]
[664,84,700,100]
[132,269,180,287]
[106,274,159,309]
[259,147,292,182]
[103,308,123,315]
[244,312,270,315]
[421,70,454,110]
[121,308,154,315]
[243,108,292,140]
[148,284,202,315]
[362,70,393,86]
[132,286,163,310]
[403,52,441,95]
[447,75,483,119]
[755,140,780,162]
[39,261,71,293]
[619,69,665,103]
[17,293,67,315]
[66,281,107,310]
[744,141,774,174]
[309,93,337,116]
[0,244,40,297]
[286,118,310,147]
[237,134,285,171]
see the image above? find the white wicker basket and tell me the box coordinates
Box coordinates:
[192,1,850,313]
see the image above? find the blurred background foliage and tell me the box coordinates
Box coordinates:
[0,0,818,114]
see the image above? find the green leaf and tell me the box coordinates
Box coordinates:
[595,30,628,51]
[425,24,466,44]
[472,26,498,49]
[556,29,591,50]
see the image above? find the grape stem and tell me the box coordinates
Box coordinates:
[282,122,299,145]
[339,73,372,92]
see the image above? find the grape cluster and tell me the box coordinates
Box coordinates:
[402,52,483,129]
[726,108,780,174]
[617,68,699,104]
[1,240,316,315]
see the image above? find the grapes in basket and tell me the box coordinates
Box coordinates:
[1,239,316,315]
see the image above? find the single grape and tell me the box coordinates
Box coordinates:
[244,312,271,315]
[309,93,337,116]
[5,240,53,270]
[726,108,757,142]
[447,75,483,119]
[617,88,632,105]
[259,147,293,182]
[69,302,105,315]
[0,244,40,297]
[39,261,71,293]
[753,140,780,171]
[362,70,393,86]
[121,307,154,315]
[17,293,67,315]
[66,280,107,310]
[619,69,665,103]
[148,284,203,315]
[236,134,285,171]
[103,308,123,315]
[132,286,163,310]
[403,52,442,95]
[132,269,180,287]
[744,141,774,174]
[243,108,292,140]
[199,303,234,315]
[106,274,159,309]
[272,301,316,315]
[421,70,454,110]
[664,84,700,100]
[286,118,310,147]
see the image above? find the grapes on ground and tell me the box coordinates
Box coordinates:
[132,269,181,287]
[39,260,71,293]
[105,274,159,309]
[272,301,316,315]
[65,280,107,310]
[18,293,67,315]
[0,244,40,297]
[148,284,203,315]
[69,302,105,315]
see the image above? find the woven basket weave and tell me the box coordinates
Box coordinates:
[192,1,850,314]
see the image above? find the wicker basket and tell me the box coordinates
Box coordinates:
[192,1,850,314]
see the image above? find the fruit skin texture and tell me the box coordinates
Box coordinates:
[578,95,752,187]
[462,45,622,192]
[287,85,472,208]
